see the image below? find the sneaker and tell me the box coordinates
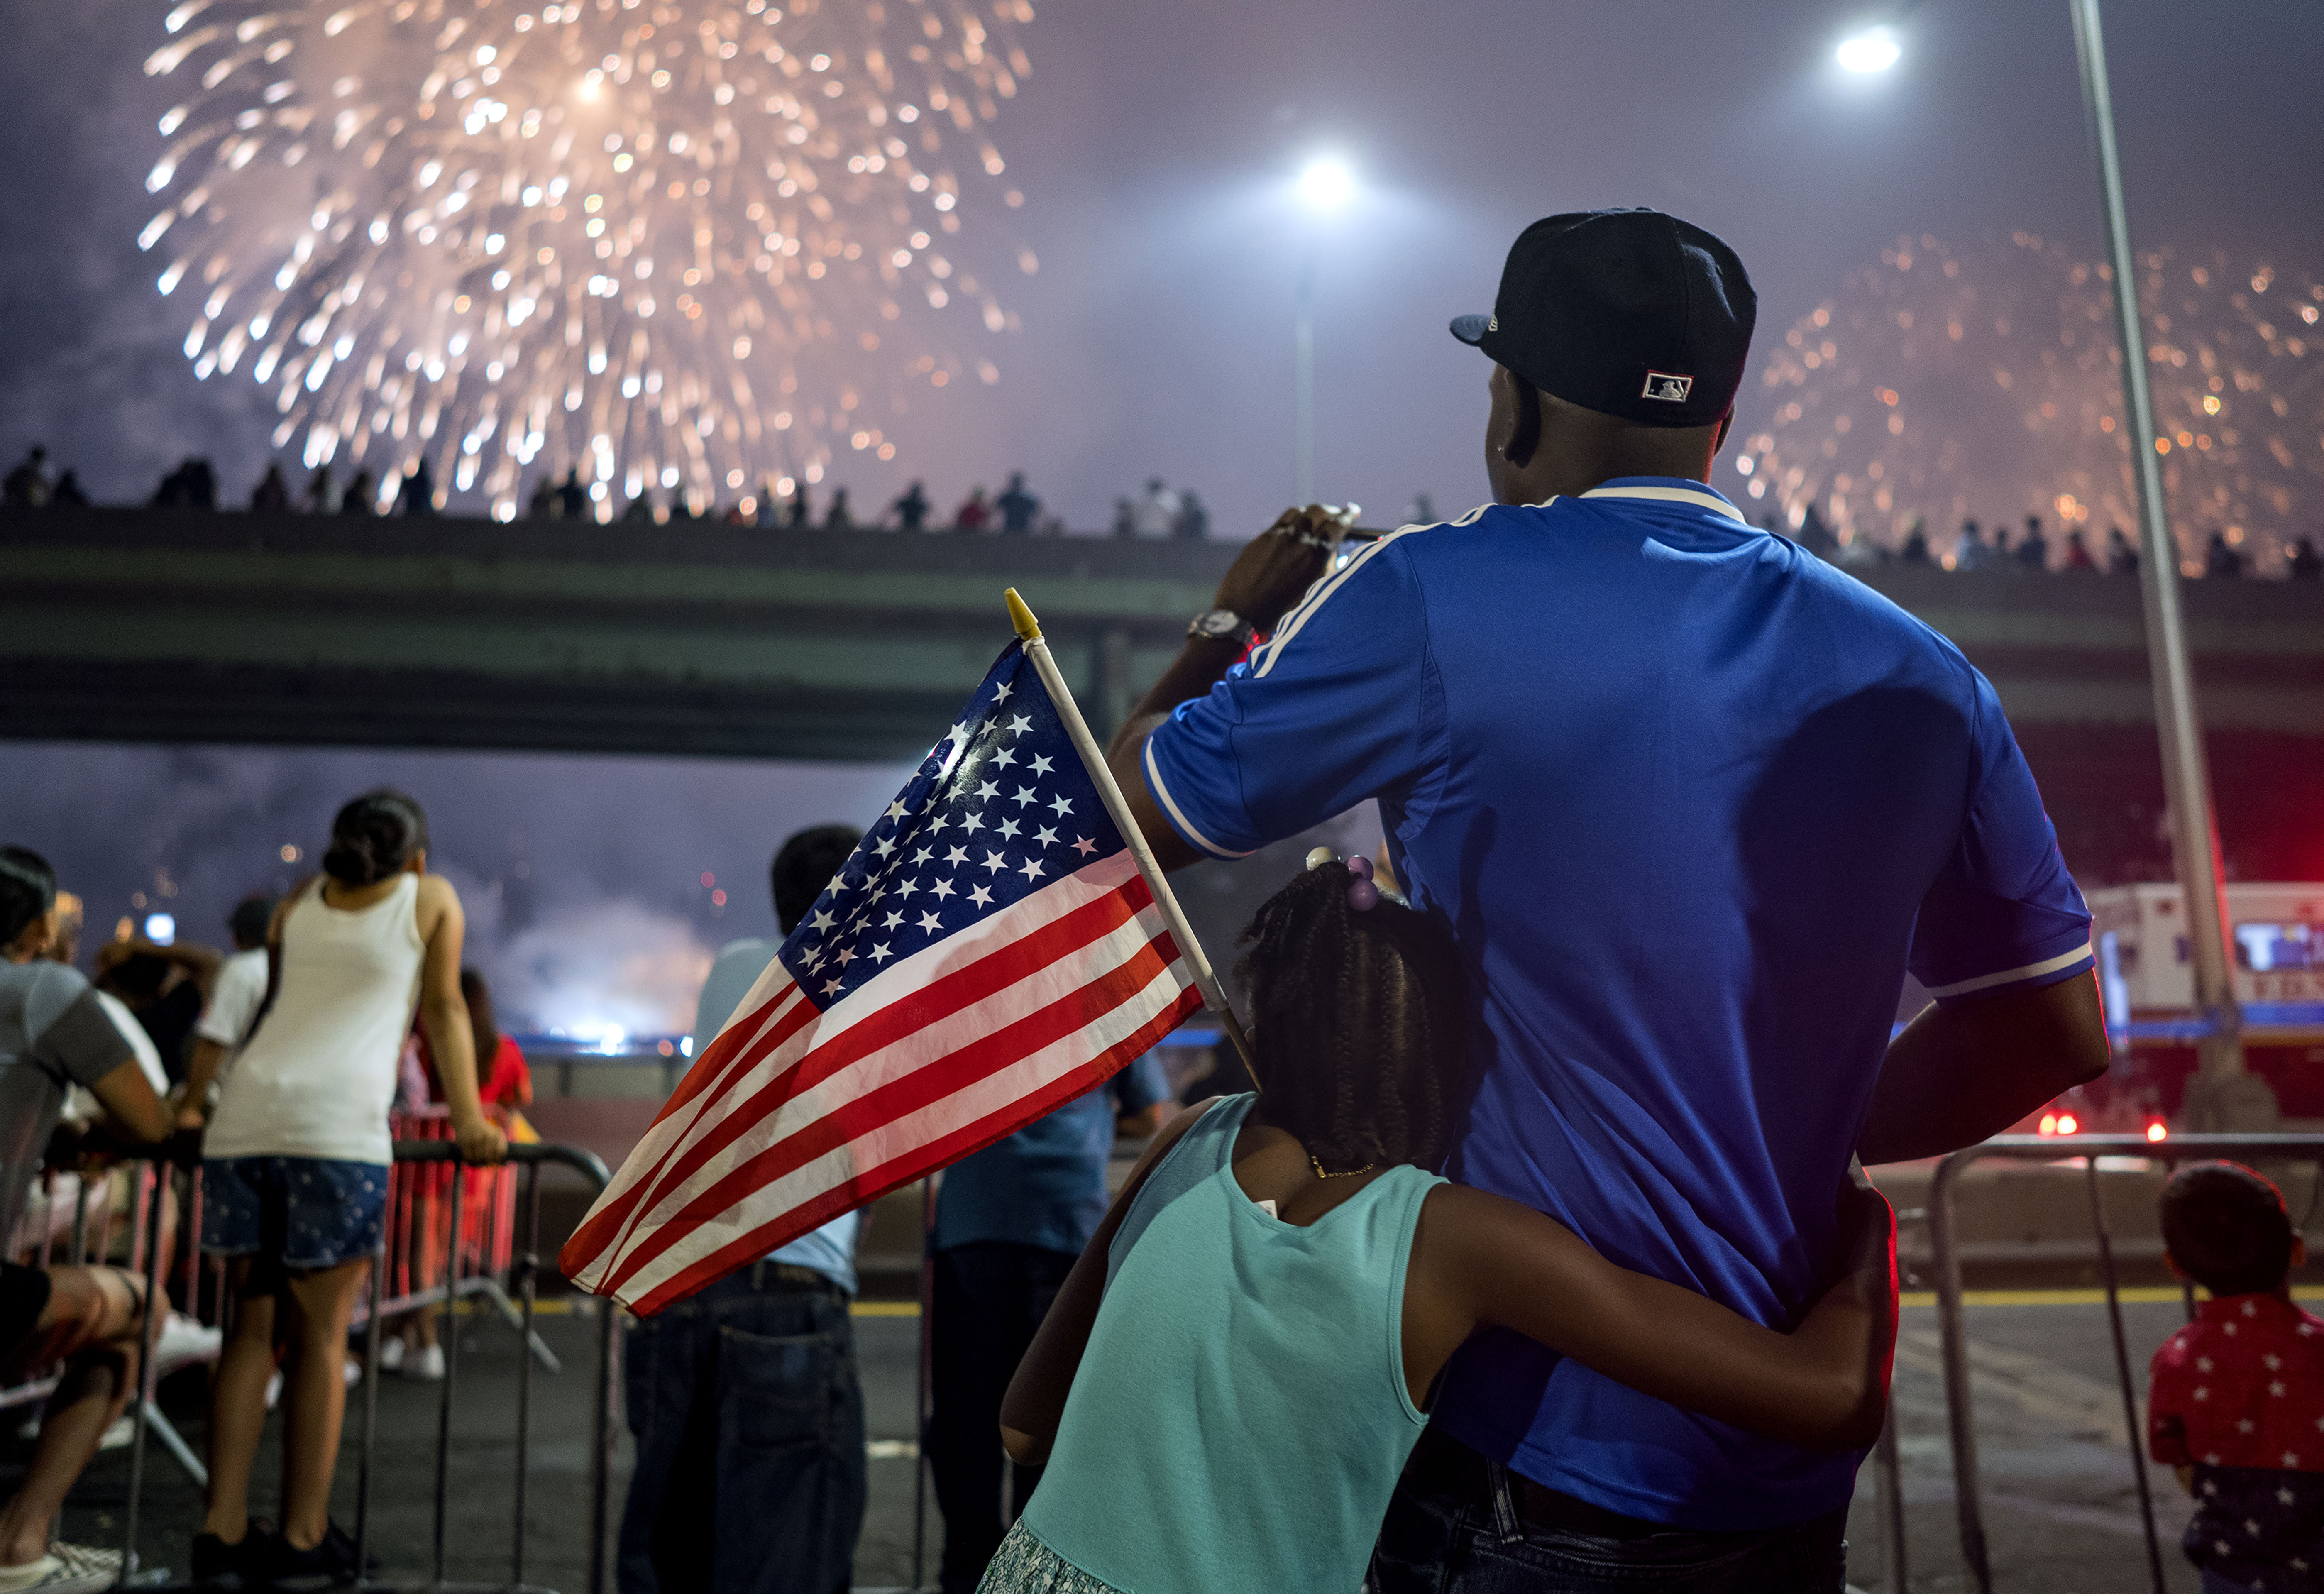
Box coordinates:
[374,1334,405,1373]
[263,1369,281,1410]
[261,1521,363,1591]
[410,1343,445,1381]
[154,1313,224,1379]
[0,1541,122,1593]
[191,1526,270,1590]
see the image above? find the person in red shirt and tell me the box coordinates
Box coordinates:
[2148,1162,2324,1594]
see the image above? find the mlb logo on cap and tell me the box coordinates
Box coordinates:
[1642,372,1693,403]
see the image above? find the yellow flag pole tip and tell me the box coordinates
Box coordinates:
[1005,587,1043,643]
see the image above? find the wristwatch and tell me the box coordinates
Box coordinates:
[1187,608,1257,646]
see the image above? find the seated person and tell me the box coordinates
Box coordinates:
[0,847,172,1594]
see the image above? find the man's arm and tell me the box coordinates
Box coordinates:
[1102,506,1348,872]
[1856,971,2109,1164]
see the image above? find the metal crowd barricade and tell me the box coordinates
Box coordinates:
[1921,1131,2324,1594]
[5,1138,618,1592]
[3,1159,217,1488]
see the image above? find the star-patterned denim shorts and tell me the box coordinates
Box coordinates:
[200,1156,389,1271]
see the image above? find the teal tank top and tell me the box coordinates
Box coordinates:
[1021,1093,1444,1594]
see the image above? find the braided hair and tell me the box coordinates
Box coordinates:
[1233,858,1472,1173]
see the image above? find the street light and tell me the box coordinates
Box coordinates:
[1292,155,1356,505]
[1835,25,1902,73]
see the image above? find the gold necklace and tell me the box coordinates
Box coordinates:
[1310,1154,1378,1180]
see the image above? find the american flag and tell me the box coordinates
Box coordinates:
[560,641,1205,1314]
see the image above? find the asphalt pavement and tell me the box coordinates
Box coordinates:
[9,1290,2238,1593]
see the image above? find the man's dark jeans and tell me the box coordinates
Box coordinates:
[927,1241,1076,1594]
[1370,1431,1849,1594]
[618,1265,865,1594]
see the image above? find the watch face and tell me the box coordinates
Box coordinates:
[1192,609,1241,638]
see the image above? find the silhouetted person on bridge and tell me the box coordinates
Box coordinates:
[152,458,217,510]
[2063,529,2096,572]
[1794,502,1838,562]
[556,468,588,521]
[1172,490,1210,541]
[823,487,855,531]
[304,465,335,515]
[786,483,811,529]
[47,471,88,509]
[526,477,556,520]
[1898,523,1931,565]
[3,446,50,509]
[891,480,931,531]
[397,458,436,517]
[2206,531,2245,578]
[2106,526,2138,575]
[996,472,1040,534]
[251,464,291,514]
[339,469,375,516]
[954,486,990,532]
[2014,514,2049,572]
[2292,537,2323,582]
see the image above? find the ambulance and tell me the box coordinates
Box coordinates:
[2081,881,2324,1127]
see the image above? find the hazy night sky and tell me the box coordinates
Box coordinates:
[4,0,2319,529]
[2,1,2319,1029]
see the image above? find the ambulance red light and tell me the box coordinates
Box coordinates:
[2146,1120,2169,1143]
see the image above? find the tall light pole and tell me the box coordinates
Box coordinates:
[2065,0,2258,1126]
[1835,7,2263,1127]
[1294,156,1355,506]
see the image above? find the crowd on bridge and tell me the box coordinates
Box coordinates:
[1783,501,2324,580]
[0,443,1219,541]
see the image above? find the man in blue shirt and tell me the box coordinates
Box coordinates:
[1105,210,2112,1590]
[618,825,869,1594]
[928,1050,1167,1592]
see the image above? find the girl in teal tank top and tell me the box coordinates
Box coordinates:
[982,857,1897,1594]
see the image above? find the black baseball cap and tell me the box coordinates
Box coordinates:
[1450,208,1756,429]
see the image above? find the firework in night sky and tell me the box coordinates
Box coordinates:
[1737,232,2322,572]
[140,0,1034,517]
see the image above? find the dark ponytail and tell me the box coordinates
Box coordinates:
[322,790,430,886]
[0,846,58,950]
[1233,858,1473,1173]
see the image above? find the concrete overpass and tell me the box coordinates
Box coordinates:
[6,507,2324,760]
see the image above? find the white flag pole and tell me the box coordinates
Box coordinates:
[1006,588,1258,1080]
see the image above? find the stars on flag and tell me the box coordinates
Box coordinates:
[775,648,1127,1010]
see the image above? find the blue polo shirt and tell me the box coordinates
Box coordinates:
[1142,479,2092,1530]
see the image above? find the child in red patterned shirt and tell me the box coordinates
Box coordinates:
[2149,1162,2324,1594]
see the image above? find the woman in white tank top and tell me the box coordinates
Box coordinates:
[191,791,507,1587]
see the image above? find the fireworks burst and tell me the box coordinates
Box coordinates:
[1738,232,2324,572]
[140,0,1034,518]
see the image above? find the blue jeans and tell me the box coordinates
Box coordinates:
[1370,1431,1849,1593]
[618,1265,865,1594]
